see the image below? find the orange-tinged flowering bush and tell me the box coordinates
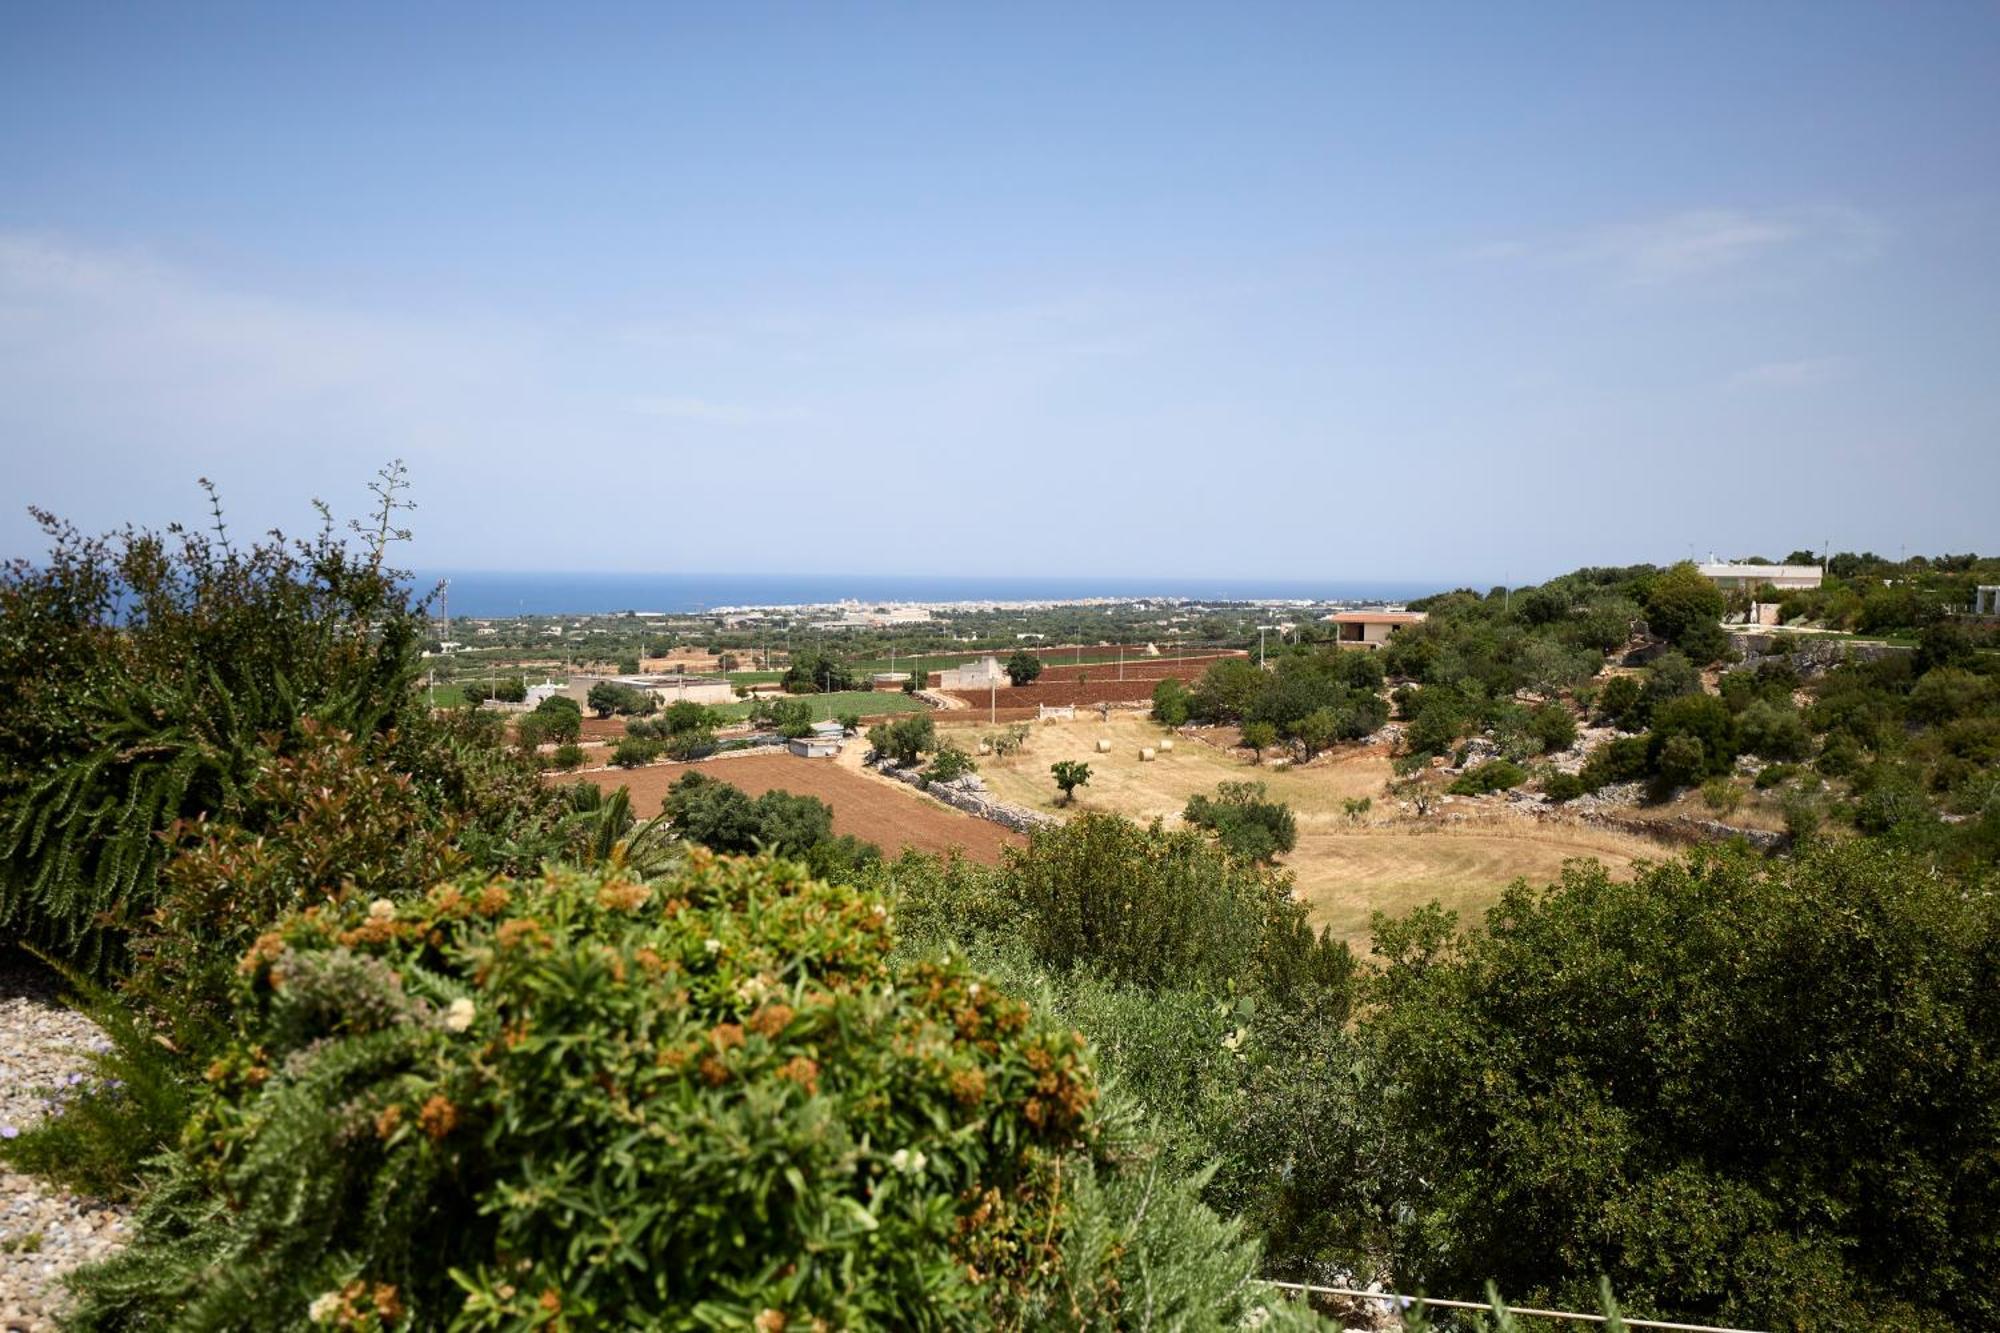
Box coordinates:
[68,855,1104,1329]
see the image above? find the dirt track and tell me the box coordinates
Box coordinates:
[572,753,1024,864]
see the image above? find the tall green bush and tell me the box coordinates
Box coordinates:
[1182,781,1298,864]
[0,470,436,971]
[1364,843,2000,1329]
[1004,813,1297,994]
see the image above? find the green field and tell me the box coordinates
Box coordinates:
[843,645,1245,677]
[714,690,930,723]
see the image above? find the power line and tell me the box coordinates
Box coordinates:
[1265,1283,1764,1333]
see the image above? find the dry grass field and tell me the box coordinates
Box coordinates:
[1288,823,1662,950]
[946,712,1664,949]
[946,712,1387,822]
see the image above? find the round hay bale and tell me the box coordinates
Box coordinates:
[977,740,992,755]
[1096,739,1112,753]
[1158,739,1174,752]
[1140,747,1156,762]
[1270,758,1291,772]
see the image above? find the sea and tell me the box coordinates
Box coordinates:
[412,571,1456,618]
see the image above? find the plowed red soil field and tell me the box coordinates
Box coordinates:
[572,754,1023,864]
[945,678,1169,708]
[939,653,1244,709]
[1033,652,1245,684]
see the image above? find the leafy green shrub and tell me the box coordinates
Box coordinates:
[1182,781,1298,864]
[0,473,433,972]
[783,651,856,694]
[1580,735,1650,790]
[1908,667,1992,726]
[769,698,815,739]
[512,711,549,755]
[661,728,717,761]
[1151,677,1192,726]
[659,772,881,882]
[586,681,650,717]
[1700,777,1744,815]
[1403,688,1468,758]
[1287,694,1387,756]
[1737,698,1811,762]
[924,740,978,784]
[1529,703,1578,753]
[550,742,585,771]
[1781,790,1825,844]
[1754,762,1798,789]
[1642,561,1727,660]
[1537,772,1581,802]
[1816,732,1864,777]
[1648,693,1738,778]
[1448,760,1526,796]
[836,711,862,733]
[1639,652,1701,716]
[127,725,472,1048]
[1655,732,1708,789]
[1005,649,1044,686]
[529,697,582,745]
[1240,720,1280,760]
[660,699,722,734]
[1051,759,1091,805]
[1593,673,1643,729]
[1852,774,1937,839]
[868,713,937,766]
[610,737,662,767]
[1004,813,1291,993]
[1365,842,2000,1329]
[66,860,1105,1330]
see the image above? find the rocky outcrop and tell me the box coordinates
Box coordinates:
[1729,632,1909,676]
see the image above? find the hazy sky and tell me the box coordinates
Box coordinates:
[3,3,1995,584]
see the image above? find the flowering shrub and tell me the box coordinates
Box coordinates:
[68,855,1107,1329]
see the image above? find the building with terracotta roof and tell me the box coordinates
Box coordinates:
[1324,608,1427,647]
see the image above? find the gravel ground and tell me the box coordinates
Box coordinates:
[0,959,130,1332]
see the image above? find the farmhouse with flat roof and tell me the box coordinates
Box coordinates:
[1325,609,1427,647]
[1697,562,1824,592]
[933,656,1008,689]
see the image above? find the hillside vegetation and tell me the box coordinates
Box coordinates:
[2,482,1995,1330]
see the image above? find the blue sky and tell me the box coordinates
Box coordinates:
[2,3,1995,584]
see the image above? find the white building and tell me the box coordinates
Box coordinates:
[1697,563,1824,593]
[1324,609,1427,647]
[788,732,842,758]
[934,656,1008,689]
